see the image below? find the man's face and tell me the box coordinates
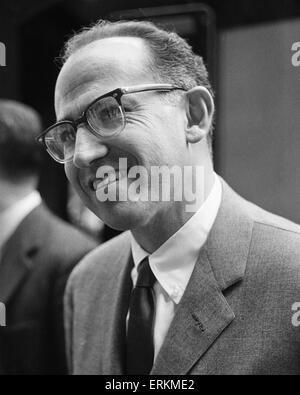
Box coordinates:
[55,37,189,231]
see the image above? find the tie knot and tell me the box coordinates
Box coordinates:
[136,258,156,288]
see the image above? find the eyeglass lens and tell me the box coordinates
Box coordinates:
[45,96,124,162]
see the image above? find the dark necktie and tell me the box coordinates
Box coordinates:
[126,257,156,375]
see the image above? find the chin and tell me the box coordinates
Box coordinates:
[90,200,151,232]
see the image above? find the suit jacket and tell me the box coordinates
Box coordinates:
[0,204,97,375]
[64,180,300,375]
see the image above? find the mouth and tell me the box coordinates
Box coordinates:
[89,167,129,192]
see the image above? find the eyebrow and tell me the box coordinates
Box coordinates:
[56,101,88,123]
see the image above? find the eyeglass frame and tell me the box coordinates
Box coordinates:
[36,84,186,164]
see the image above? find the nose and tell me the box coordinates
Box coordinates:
[73,126,109,169]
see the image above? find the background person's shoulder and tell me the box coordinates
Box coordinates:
[39,205,98,268]
[66,231,131,291]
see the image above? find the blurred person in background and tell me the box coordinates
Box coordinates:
[0,100,97,375]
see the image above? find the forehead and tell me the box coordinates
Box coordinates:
[55,37,155,119]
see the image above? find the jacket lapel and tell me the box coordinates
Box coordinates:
[151,247,235,375]
[151,180,254,375]
[0,205,44,303]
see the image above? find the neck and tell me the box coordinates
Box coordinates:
[0,177,37,213]
[132,162,215,253]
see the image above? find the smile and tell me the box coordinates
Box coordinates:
[91,167,128,192]
[93,173,119,191]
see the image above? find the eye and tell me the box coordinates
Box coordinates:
[101,106,120,119]
[60,128,75,143]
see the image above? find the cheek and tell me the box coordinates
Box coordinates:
[65,163,80,192]
[152,112,186,154]
[148,128,185,165]
[133,135,182,168]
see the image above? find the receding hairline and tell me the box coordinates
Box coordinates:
[62,19,162,63]
[56,36,157,100]
[67,35,150,60]
[58,35,157,87]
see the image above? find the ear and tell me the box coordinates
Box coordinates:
[185,87,215,144]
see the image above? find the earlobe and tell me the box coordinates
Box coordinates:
[185,87,214,144]
[186,125,207,144]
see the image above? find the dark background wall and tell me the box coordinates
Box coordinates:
[218,19,300,222]
[1,0,300,226]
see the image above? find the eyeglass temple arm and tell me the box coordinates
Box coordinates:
[121,84,185,94]
[35,84,186,143]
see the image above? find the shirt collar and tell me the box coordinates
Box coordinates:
[0,191,42,249]
[130,173,222,304]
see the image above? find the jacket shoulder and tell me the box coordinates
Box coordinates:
[241,200,300,285]
[221,181,300,279]
[246,199,300,235]
[221,179,300,235]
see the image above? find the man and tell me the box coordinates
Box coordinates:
[39,20,300,375]
[0,100,97,375]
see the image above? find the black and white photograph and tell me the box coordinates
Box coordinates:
[0,0,300,378]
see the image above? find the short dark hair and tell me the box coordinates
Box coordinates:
[0,100,43,180]
[61,19,214,152]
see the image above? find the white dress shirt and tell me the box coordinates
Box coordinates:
[130,174,222,360]
[0,191,42,258]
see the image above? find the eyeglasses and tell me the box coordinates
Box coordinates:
[37,84,185,164]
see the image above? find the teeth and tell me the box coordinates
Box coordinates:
[93,172,118,191]
[119,168,128,178]
[93,166,129,191]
